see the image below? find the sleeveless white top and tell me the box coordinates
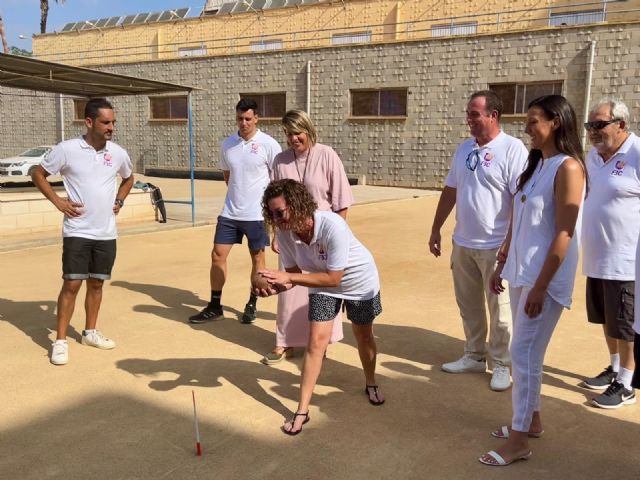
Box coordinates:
[502,154,583,308]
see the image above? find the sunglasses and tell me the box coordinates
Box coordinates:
[584,119,620,131]
[269,207,288,220]
[465,149,481,171]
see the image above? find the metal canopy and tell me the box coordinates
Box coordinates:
[0,53,194,97]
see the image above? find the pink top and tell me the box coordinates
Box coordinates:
[271,143,353,212]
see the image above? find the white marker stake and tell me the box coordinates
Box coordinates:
[192,390,202,456]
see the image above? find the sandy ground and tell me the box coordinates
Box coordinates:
[1,188,639,479]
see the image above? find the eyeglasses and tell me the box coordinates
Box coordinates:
[465,149,481,171]
[269,207,288,220]
[584,119,620,131]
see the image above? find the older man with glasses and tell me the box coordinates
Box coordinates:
[581,98,640,409]
[429,90,528,391]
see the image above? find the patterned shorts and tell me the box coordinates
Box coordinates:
[308,291,382,325]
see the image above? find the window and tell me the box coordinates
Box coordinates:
[73,99,87,120]
[432,22,477,37]
[549,10,604,27]
[350,89,408,117]
[178,46,208,57]
[250,40,283,52]
[149,96,188,120]
[239,92,286,119]
[489,82,563,115]
[332,31,372,45]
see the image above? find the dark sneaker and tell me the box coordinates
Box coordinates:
[241,303,256,324]
[591,381,636,409]
[189,304,223,324]
[583,365,617,390]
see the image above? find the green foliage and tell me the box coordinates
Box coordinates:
[9,46,33,57]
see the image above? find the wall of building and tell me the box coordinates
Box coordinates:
[31,0,640,67]
[4,21,640,188]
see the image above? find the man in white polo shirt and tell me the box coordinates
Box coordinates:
[189,99,282,324]
[32,98,134,366]
[581,98,639,409]
[429,90,528,391]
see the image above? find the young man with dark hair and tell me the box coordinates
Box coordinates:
[189,99,282,324]
[32,97,134,365]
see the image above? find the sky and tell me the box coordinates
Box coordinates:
[1,0,210,51]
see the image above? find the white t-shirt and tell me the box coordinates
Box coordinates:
[41,136,133,240]
[219,129,282,221]
[277,210,380,300]
[445,131,528,249]
[582,133,640,280]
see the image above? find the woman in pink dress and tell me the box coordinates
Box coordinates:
[261,109,353,364]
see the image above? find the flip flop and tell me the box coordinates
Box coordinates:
[282,412,310,436]
[365,385,385,406]
[479,450,532,466]
[491,425,544,439]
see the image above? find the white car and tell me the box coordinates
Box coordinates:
[0,146,54,177]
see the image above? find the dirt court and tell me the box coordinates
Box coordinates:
[1,192,639,479]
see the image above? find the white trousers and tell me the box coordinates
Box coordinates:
[451,243,512,367]
[510,286,564,432]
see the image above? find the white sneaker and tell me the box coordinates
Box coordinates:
[81,330,116,350]
[490,366,511,391]
[441,355,486,373]
[51,341,69,365]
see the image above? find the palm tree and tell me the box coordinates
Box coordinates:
[0,13,9,53]
[40,0,66,34]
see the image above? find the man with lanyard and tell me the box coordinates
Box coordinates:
[190,99,282,324]
[429,90,528,391]
[581,98,639,409]
[32,98,134,365]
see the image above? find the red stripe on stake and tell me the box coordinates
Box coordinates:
[192,390,202,456]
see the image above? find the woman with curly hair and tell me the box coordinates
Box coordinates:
[256,179,383,435]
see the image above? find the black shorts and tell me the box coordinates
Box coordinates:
[586,277,635,341]
[308,291,382,325]
[633,333,640,389]
[62,237,117,281]
[213,216,269,251]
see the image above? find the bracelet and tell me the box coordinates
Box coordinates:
[114,199,124,208]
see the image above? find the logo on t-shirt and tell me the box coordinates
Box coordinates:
[317,244,328,261]
[103,153,113,167]
[612,160,625,176]
[250,143,260,154]
[481,151,494,168]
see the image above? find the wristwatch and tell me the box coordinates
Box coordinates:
[114,199,125,208]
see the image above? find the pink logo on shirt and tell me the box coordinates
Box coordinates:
[481,151,493,168]
[103,153,113,167]
[611,160,625,176]
[250,143,259,154]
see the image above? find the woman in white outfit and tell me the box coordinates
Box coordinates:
[480,95,587,466]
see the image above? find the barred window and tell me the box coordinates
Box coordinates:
[432,22,477,37]
[149,96,188,120]
[351,89,407,117]
[489,82,563,115]
[332,31,372,45]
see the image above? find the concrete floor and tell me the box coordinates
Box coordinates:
[1,184,639,479]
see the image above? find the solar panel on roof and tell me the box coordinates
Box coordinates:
[267,0,287,9]
[80,19,98,30]
[61,22,78,32]
[105,16,121,27]
[287,0,303,6]
[302,0,319,4]
[174,7,190,18]
[253,0,267,9]
[132,13,150,24]
[216,2,236,14]
[121,14,137,25]
[94,18,109,28]
[233,2,250,13]
[146,12,162,23]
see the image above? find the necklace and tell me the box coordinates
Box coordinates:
[293,147,312,184]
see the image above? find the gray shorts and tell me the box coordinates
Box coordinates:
[586,277,635,341]
[62,237,116,281]
[308,291,382,325]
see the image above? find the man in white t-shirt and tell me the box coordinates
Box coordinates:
[581,98,639,409]
[31,98,134,366]
[429,90,528,391]
[189,99,282,324]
